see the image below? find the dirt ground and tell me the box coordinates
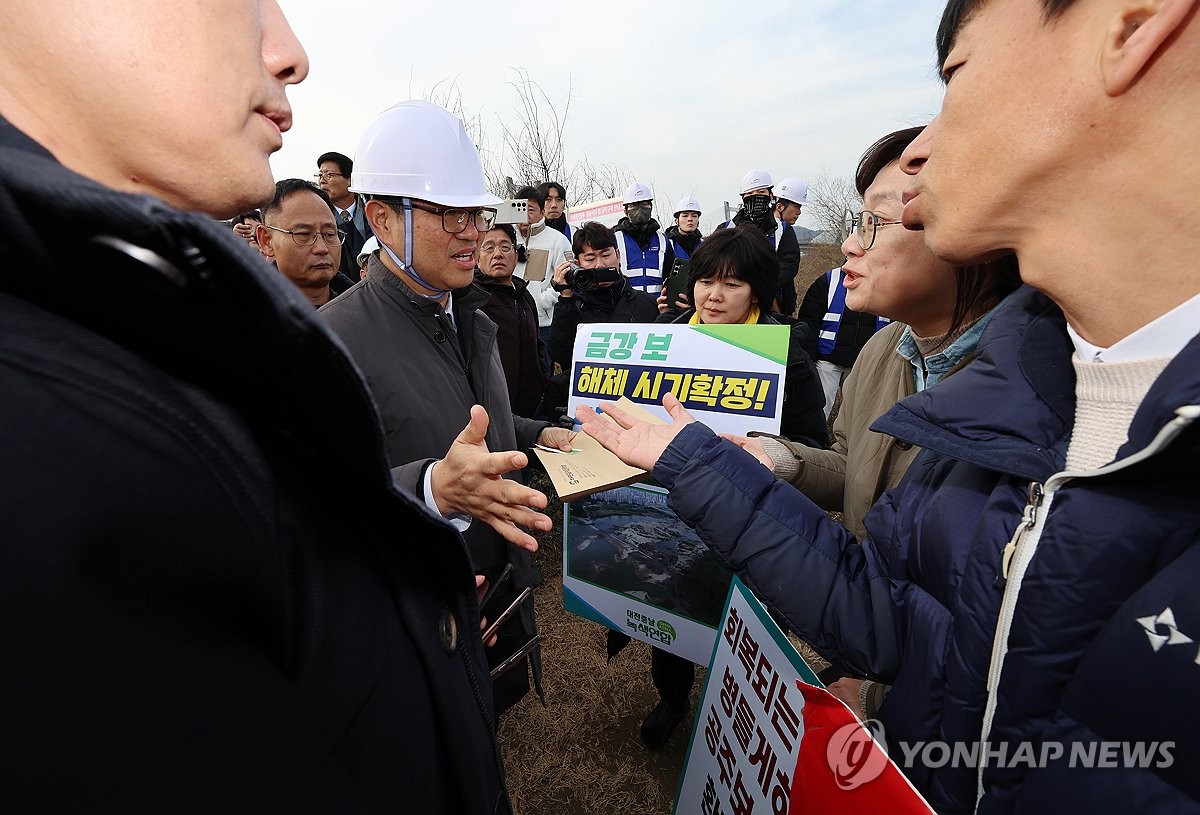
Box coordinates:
[496,469,697,815]
[497,468,832,815]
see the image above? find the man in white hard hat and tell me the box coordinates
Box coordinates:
[1,5,516,813]
[719,170,803,316]
[665,196,703,261]
[612,181,676,295]
[319,100,575,716]
[774,176,807,227]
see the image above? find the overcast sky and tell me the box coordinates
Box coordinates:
[272,0,949,234]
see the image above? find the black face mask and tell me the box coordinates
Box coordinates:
[627,205,653,226]
[743,194,774,224]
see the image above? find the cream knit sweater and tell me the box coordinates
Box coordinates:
[1064,356,1173,471]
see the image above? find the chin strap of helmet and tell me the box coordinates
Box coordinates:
[377,196,452,299]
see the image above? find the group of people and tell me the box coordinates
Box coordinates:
[3,0,1198,814]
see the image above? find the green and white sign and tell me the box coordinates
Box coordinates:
[564,323,789,665]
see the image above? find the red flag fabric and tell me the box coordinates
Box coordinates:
[789,681,934,814]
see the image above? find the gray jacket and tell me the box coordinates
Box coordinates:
[319,256,546,688]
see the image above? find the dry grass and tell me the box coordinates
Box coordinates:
[498,470,833,814]
[498,470,701,815]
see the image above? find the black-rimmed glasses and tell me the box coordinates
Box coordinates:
[313,171,346,182]
[846,210,903,250]
[409,201,497,235]
[264,225,345,247]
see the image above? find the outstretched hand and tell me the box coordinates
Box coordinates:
[431,405,552,552]
[575,393,696,471]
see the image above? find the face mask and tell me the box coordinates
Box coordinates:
[743,194,773,223]
[628,205,652,226]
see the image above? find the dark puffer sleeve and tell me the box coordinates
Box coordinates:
[654,422,901,678]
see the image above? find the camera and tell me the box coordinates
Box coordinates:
[560,264,621,293]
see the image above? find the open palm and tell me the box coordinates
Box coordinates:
[576,393,696,471]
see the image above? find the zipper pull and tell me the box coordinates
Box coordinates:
[994,481,1044,589]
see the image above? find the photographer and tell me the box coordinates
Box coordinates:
[546,221,659,373]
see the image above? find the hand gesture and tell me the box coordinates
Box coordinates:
[431,405,552,551]
[576,393,696,471]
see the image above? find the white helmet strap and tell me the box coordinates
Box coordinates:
[378,197,452,299]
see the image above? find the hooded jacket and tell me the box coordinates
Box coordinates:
[650,286,1200,813]
[0,118,511,813]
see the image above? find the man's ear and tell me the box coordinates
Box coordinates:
[1102,0,1197,95]
[255,223,274,258]
[365,199,394,238]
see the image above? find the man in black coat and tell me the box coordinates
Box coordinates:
[0,4,516,812]
[475,223,548,418]
[317,150,371,276]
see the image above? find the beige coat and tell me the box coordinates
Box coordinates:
[766,321,969,540]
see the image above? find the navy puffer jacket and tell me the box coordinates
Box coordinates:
[654,287,1200,813]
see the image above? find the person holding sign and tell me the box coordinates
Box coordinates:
[660,226,829,450]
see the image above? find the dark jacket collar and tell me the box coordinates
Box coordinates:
[872,286,1073,481]
[873,285,1200,480]
[0,116,393,485]
[364,254,490,317]
[473,270,529,296]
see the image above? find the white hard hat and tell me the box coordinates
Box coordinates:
[356,235,379,267]
[349,100,502,208]
[777,177,809,206]
[623,181,653,204]
[673,196,702,217]
[739,169,774,195]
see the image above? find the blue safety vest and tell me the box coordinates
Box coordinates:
[670,235,701,260]
[617,230,666,293]
[819,268,891,355]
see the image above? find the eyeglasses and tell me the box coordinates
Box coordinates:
[623,202,653,211]
[264,224,345,247]
[480,241,515,254]
[846,210,903,250]
[313,171,346,181]
[409,201,497,234]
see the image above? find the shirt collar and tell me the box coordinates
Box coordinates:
[1068,292,1200,364]
[897,301,1004,391]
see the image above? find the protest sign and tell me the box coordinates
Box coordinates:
[562,324,789,665]
[675,576,822,815]
[675,577,934,815]
[565,323,789,435]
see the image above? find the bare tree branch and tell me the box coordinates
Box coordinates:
[805,172,861,244]
[422,69,634,206]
